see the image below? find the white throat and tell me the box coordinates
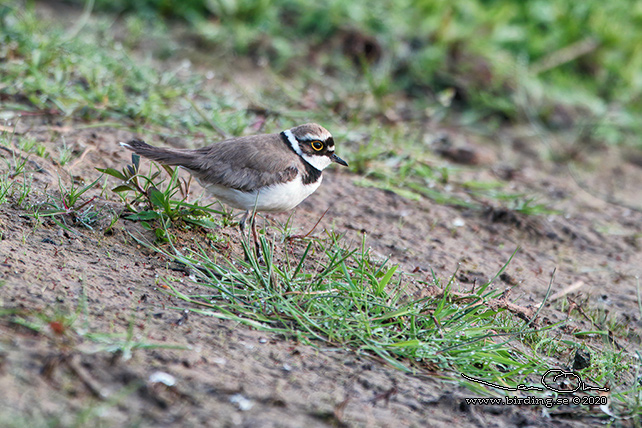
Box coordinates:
[301,153,332,170]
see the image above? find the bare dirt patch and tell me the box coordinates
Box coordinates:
[1,114,640,427]
[1,3,641,424]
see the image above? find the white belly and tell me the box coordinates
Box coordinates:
[201,175,322,212]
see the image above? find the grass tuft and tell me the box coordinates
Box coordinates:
[138,229,551,386]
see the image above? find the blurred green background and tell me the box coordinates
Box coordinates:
[3,0,642,147]
[89,0,642,143]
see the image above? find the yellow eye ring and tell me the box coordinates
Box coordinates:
[311,141,323,151]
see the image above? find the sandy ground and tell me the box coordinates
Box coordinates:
[0,115,640,427]
[1,3,641,425]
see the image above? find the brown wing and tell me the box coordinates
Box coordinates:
[190,133,303,191]
[123,133,302,192]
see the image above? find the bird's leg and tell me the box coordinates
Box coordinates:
[239,209,261,260]
[239,210,250,234]
[250,211,260,256]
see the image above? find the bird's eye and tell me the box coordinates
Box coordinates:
[311,141,324,151]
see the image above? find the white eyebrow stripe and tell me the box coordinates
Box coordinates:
[302,132,332,141]
[283,129,303,156]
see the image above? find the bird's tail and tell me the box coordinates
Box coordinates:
[120,139,197,167]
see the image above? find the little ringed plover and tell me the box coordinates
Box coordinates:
[120,123,348,242]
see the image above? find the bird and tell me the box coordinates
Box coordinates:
[120,123,348,245]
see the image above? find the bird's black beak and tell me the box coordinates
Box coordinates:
[331,153,348,167]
